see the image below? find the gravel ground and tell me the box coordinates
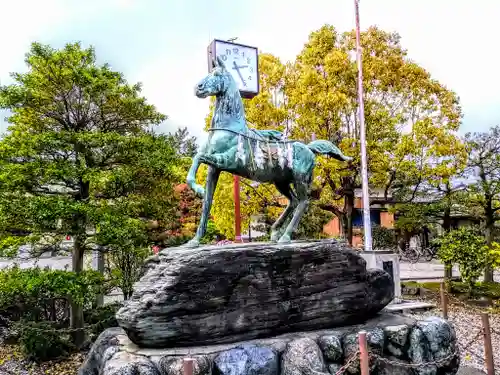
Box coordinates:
[407,304,500,373]
[0,345,85,375]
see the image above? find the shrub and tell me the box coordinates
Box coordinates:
[371,225,398,250]
[106,246,150,300]
[437,227,500,292]
[360,225,398,250]
[0,266,107,323]
[0,266,110,361]
[84,302,120,338]
[16,320,73,361]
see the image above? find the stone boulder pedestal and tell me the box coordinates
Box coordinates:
[81,240,460,375]
[79,314,460,375]
[116,240,394,348]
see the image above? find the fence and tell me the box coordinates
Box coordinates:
[437,282,498,375]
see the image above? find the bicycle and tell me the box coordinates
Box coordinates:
[397,244,420,263]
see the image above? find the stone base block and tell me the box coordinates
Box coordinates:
[79,313,460,375]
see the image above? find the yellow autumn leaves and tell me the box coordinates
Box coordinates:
[201,25,465,239]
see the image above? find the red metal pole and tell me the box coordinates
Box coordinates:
[358,331,369,375]
[234,175,242,242]
[183,358,194,375]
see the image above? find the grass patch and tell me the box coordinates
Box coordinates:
[402,280,500,311]
[402,281,500,297]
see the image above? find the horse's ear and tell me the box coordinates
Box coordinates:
[216,56,227,70]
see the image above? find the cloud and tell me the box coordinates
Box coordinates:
[127,33,212,140]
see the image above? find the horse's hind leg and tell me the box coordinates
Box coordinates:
[270,182,296,242]
[278,179,311,244]
[184,166,220,248]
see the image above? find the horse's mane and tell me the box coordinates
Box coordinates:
[217,71,244,121]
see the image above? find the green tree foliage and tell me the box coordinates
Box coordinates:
[436,227,500,292]
[106,246,150,300]
[287,25,465,244]
[393,159,469,282]
[0,42,181,344]
[167,126,198,157]
[364,225,397,250]
[295,202,333,240]
[463,125,500,282]
[202,26,465,243]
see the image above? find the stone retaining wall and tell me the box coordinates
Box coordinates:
[79,313,459,375]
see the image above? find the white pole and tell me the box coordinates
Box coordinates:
[354,0,373,253]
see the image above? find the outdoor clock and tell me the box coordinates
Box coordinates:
[207,39,259,99]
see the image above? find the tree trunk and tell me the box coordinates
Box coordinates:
[93,250,105,307]
[345,193,355,246]
[71,234,86,347]
[442,207,453,283]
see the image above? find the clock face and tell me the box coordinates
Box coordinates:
[212,40,259,96]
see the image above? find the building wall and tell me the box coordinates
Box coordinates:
[322,197,394,247]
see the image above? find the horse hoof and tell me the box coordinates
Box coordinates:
[182,239,200,248]
[277,235,291,244]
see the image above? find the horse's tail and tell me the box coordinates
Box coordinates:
[307,140,352,162]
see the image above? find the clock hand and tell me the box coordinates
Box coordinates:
[232,61,247,87]
[232,65,248,69]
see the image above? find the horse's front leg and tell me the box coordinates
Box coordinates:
[186,153,206,198]
[184,166,221,248]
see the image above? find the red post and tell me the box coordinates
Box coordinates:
[358,331,369,375]
[440,282,448,320]
[482,313,495,375]
[234,175,242,242]
[183,357,194,375]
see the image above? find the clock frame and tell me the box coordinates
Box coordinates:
[207,39,260,99]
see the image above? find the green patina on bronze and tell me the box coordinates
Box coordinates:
[185,56,352,247]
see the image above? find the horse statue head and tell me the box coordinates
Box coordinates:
[195,56,238,99]
[195,56,245,129]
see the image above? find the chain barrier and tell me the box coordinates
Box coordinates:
[304,351,360,375]
[302,328,485,375]
[368,328,484,370]
[333,351,359,375]
[490,327,500,336]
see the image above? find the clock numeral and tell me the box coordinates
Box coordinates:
[247,57,251,64]
[225,49,231,55]
[242,51,245,58]
[233,47,239,54]
[248,76,252,80]
[249,67,254,73]
[221,55,227,61]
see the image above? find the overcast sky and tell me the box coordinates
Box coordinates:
[1,0,499,142]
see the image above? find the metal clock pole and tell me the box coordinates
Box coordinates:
[354,0,373,253]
